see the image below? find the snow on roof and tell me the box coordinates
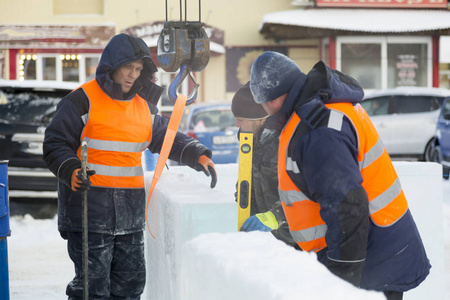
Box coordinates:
[261,9,450,33]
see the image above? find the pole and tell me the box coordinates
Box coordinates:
[80,142,89,300]
[0,160,10,300]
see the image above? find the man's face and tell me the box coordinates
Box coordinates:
[235,117,264,134]
[111,60,144,93]
[261,94,287,116]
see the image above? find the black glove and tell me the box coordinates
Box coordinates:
[71,168,96,192]
[197,155,217,189]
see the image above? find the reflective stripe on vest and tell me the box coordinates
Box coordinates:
[78,79,152,188]
[278,103,408,252]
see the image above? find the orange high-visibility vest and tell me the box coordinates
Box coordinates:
[278,102,408,252]
[77,79,152,188]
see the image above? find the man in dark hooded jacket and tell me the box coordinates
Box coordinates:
[43,33,216,299]
[232,82,296,247]
[249,51,430,300]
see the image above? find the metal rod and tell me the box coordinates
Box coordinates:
[165,0,168,21]
[199,0,201,22]
[185,0,187,21]
[81,141,89,300]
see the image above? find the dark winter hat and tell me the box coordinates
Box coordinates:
[232,82,268,119]
[250,51,306,104]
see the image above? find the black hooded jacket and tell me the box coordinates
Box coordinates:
[43,34,211,235]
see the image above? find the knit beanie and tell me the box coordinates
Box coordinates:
[232,82,268,119]
[250,51,305,104]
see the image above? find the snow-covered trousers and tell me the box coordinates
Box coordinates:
[65,231,146,299]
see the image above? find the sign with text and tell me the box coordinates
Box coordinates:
[316,0,447,8]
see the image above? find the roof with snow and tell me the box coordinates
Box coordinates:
[260,9,450,40]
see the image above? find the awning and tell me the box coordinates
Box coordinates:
[260,9,450,40]
[0,24,115,49]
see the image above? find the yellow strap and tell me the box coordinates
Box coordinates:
[146,94,187,239]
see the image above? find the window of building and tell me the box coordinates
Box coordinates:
[440,63,450,89]
[43,57,56,81]
[53,0,104,15]
[337,36,432,91]
[17,53,100,83]
[85,57,99,81]
[19,54,37,80]
[341,43,381,90]
[62,55,79,82]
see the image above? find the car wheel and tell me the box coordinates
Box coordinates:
[423,139,436,162]
[431,145,449,180]
[444,167,450,180]
[431,144,442,163]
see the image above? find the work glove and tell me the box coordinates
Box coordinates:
[197,155,217,189]
[71,168,96,192]
[241,211,279,232]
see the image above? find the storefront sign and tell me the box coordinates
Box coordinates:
[397,54,418,86]
[316,0,447,8]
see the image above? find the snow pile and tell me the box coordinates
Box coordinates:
[6,162,448,300]
[181,232,384,300]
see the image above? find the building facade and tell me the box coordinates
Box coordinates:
[0,0,449,108]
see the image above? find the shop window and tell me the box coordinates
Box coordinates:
[440,63,450,89]
[18,53,100,83]
[43,57,56,81]
[53,0,104,15]
[19,54,37,80]
[387,44,428,88]
[62,55,79,82]
[341,43,381,90]
[85,57,99,81]
[337,37,431,90]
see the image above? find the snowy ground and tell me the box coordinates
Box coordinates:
[6,165,450,300]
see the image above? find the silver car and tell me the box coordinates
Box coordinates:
[361,87,450,161]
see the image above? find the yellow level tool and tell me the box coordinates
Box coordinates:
[237,131,253,231]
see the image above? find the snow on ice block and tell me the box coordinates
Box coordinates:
[181,232,385,300]
[143,162,444,300]
[392,162,445,300]
[143,164,238,300]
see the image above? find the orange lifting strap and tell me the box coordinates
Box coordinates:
[145,94,187,239]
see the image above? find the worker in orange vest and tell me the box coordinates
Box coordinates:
[43,33,216,299]
[249,51,430,300]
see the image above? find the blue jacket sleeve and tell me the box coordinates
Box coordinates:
[43,97,85,188]
[294,118,369,286]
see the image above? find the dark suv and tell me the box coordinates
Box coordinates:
[0,80,78,200]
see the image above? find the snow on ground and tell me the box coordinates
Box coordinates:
[6,165,450,300]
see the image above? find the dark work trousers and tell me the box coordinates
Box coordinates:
[66,231,146,300]
[384,291,403,300]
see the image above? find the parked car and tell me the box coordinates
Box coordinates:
[431,97,450,179]
[361,87,450,161]
[0,80,78,199]
[178,103,239,164]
